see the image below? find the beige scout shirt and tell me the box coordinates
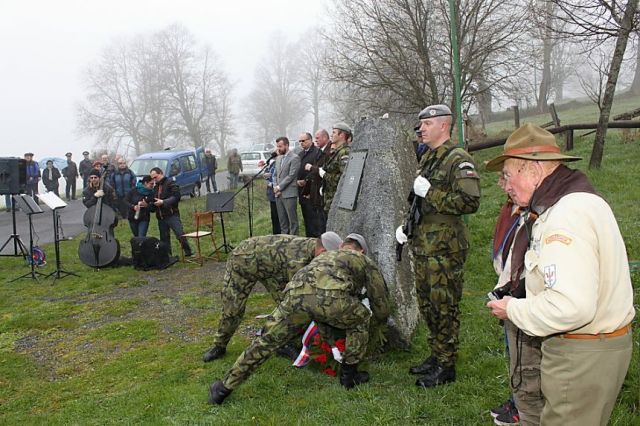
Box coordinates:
[507,192,635,337]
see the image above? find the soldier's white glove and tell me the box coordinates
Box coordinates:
[413,176,431,197]
[94,189,105,198]
[318,167,326,178]
[395,225,408,244]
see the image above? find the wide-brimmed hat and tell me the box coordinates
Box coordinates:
[485,123,581,171]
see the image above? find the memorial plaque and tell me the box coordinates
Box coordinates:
[336,150,367,210]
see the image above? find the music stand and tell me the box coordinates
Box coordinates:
[39,192,79,282]
[10,194,45,282]
[0,194,28,257]
[206,192,235,254]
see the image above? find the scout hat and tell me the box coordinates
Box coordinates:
[333,122,352,136]
[418,104,452,119]
[345,233,369,255]
[485,123,581,172]
[320,231,343,251]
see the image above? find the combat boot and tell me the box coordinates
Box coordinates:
[339,363,370,389]
[275,344,300,361]
[208,380,232,405]
[202,346,226,362]
[408,355,438,375]
[415,364,456,388]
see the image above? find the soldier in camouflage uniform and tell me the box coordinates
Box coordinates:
[202,232,343,362]
[396,104,481,388]
[208,234,390,404]
[320,122,352,215]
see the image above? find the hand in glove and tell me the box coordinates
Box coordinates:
[318,167,326,178]
[395,225,408,244]
[94,189,105,198]
[413,176,431,197]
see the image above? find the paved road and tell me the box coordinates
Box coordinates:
[0,172,230,254]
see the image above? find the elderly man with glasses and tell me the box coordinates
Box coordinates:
[296,132,322,237]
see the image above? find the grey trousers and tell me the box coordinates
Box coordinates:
[276,196,298,235]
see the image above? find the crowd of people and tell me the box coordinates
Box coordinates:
[5,103,634,425]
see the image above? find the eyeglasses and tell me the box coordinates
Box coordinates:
[298,139,310,143]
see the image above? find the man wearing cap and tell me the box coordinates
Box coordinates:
[62,152,79,200]
[79,151,93,189]
[202,232,344,363]
[23,152,40,203]
[486,123,634,425]
[82,168,117,211]
[396,104,481,388]
[203,149,218,193]
[320,122,352,216]
[208,233,390,404]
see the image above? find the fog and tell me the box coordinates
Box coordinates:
[0,0,327,160]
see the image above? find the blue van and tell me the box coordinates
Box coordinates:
[129,147,206,197]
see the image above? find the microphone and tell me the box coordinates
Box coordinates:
[266,151,278,165]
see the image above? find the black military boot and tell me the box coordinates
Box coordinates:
[275,344,300,361]
[339,363,370,389]
[408,355,437,375]
[202,346,226,362]
[415,364,456,388]
[208,380,232,405]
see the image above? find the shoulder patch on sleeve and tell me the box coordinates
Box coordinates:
[545,234,572,246]
[458,161,475,170]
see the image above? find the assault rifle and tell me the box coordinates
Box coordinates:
[396,191,421,261]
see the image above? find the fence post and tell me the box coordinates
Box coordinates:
[513,105,520,128]
[565,129,574,151]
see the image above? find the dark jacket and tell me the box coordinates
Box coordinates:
[204,154,217,175]
[110,167,136,198]
[302,144,331,207]
[25,160,40,183]
[297,145,320,197]
[42,167,61,191]
[79,158,93,178]
[62,161,79,179]
[125,183,154,222]
[151,176,181,219]
[82,182,117,210]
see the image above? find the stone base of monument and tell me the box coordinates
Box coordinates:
[327,117,419,349]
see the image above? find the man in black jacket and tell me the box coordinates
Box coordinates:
[149,167,192,257]
[296,132,321,237]
[62,152,79,200]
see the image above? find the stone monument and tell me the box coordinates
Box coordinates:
[327,117,419,348]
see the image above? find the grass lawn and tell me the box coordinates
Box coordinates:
[1,128,638,424]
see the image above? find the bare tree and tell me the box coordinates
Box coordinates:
[208,74,235,156]
[578,48,610,108]
[297,29,330,132]
[549,0,639,168]
[629,35,640,94]
[247,31,306,140]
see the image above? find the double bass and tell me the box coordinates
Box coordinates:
[78,171,120,267]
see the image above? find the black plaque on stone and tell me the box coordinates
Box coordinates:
[336,150,367,210]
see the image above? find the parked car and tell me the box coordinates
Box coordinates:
[239,151,272,179]
[129,148,205,197]
[250,143,275,152]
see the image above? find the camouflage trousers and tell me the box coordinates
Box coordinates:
[222,288,372,390]
[212,257,284,348]
[414,251,466,368]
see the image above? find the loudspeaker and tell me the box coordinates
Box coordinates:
[0,157,27,195]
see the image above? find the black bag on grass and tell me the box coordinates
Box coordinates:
[130,237,178,270]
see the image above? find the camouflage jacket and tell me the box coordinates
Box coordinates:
[232,235,316,289]
[285,249,390,322]
[322,144,350,211]
[408,139,481,256]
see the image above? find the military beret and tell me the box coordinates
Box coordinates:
[320,231,343,251]
[418,104,452,119]
[82,151,90,155]
[333,122,352,135]
[346,233,369,255]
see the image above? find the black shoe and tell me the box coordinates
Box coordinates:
[208,380,232,405]
[339,363,370,389]
[415,364,456,388]
[203,346,226,362]
[409,355,438,375]
[276,344,300,361]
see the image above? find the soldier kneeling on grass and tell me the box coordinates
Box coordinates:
[208,233,390,405]
[202,232,344,363]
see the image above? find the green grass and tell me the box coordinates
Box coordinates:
[0,135,638,424]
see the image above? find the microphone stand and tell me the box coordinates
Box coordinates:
[0,194,28,257]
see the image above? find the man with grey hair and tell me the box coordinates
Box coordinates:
[486,123,634,425]
[396,104,481,388]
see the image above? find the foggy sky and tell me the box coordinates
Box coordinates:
[0,0,327,160]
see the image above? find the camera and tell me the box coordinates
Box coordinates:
[487,284,511,302]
